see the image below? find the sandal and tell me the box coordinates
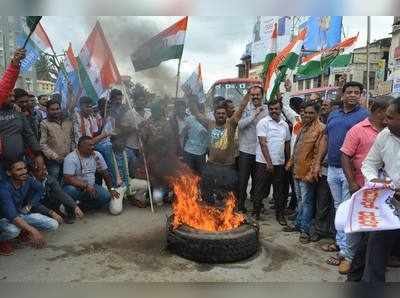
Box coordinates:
[321,243,339,252]
[326,254,343,266]
[299,232,310,244]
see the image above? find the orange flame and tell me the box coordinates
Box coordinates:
[169,169,245,232]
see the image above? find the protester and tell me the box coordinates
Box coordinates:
[309,92,321,103]
[0,160,58,255]
[207,96,225,121]
[34,94,49,121]
[308,97,335,242]
[360,97,400,283]
[14,88,40,141]
[182,101,209,175]
[188,93,251,206]
[0,48,26,107]
[237,85,268,213]
[283,101,326,243]
[0,90,42,179]
[31,160,84,223]
[325,81,369,274]
[340,96,390,281]
[39,99,74,182]
[253,100,291,223]
[63,136,119,212]
[72,96,110,145]
[107,135,149,214]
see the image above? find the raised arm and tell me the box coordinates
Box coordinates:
[232,93,252,123]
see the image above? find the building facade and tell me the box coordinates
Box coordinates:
[0,16,38,93]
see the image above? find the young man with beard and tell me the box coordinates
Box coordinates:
[360,97,400,282]
[283,101,327,243]
[253,100,291,223]
[14,89,40,141]
[40,99,74,182]
[0,160,59,255]
[188,93,251,206]
[237,85,268,213]
[325,81,369,274]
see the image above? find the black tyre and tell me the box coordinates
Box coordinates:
[166,215,259,263]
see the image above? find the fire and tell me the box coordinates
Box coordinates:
[169,170,245,232]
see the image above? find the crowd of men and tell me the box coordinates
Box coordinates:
[1,48,400,283]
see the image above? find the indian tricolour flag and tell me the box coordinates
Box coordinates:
[181,63,206,103]
[297,34,359,77]
[263,28,307,102]
[131,16,188,71]
[77,21,121,102]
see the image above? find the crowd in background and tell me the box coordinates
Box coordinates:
[1,48,400,283]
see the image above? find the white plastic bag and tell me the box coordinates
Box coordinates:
[109,186,127,215]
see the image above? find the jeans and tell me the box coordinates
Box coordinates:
[0,213,59,241]
[63,184,111,210]
[94,141,113,185]
[253,163,286,218]
[237,151,256,210]
[294,180,316,234]
[327,166,351,260]
[183,151,206,175]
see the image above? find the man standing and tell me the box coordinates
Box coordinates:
[360,97,400,283]
[40,99,74,182]
[0,90,42,178]
[63,136,119,212]
[14,89,40,141]
[253,100,291,223]
[237,85,268,212]
[340,96,389,281]
[325,81,369,274]
[283,101,326,243]
[0,160,58,255]
[188,93,251,206]
[169,99,187,159]
[34,95,49,122]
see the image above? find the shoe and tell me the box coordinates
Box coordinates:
[299,232,310,244]
[282,225,299,232]
[288,213,297,221]
[276,215,287,226]
[284,208,296,216]
[0,241,14,256]
[310,233,322,242]
[339,259,351,275]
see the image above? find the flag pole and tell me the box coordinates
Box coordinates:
[175,57,182,99]
[122,85,155,213]
[366,16,371,108]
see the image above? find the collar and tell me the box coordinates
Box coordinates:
[266,115,285,124]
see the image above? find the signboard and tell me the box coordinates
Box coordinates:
[251,16,291,64]
[330,66,351,74]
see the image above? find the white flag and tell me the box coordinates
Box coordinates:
[181,63,206,103]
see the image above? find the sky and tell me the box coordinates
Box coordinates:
[42,16,394,96]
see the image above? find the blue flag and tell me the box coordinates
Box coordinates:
[16,33,40,73]
[300,16,342,52]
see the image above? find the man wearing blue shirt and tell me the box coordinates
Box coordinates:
[0,160,58,255]
[325,81,369,274]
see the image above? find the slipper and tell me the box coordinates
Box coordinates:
[326,254,343,266]
[321,243,339,252]
[310,233,322,242]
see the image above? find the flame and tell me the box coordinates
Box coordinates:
[169,169,245,232]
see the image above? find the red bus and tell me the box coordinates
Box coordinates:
[207,78,261,106]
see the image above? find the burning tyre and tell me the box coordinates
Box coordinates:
[167,215,259,263]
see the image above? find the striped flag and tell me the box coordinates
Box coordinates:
[77,21,121,103]
[16,19,54,73]
[55,44,81,110]
[131,17,188,71]
[297,34,358,77]
[263,29,307,102]
[181,63,206,103]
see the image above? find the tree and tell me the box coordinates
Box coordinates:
[35,53,58,82]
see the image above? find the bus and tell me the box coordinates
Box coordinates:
[206,78,262,107]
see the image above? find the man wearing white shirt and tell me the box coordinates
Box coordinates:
[253,100,291,224]
[360,97,400,282]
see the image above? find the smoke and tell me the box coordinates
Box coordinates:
[82,16,177,96]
